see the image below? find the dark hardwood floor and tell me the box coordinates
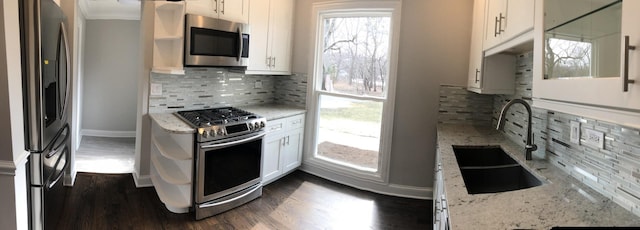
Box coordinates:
[56,171,432,230]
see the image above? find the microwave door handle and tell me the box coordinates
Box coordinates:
[237,27,242,62]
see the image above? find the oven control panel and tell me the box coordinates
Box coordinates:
[197,117,266,142]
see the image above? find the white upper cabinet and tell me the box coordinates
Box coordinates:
[484,0,535,53]
[532,0,640,127]
[468,0,517,94]
[185,0,249,23]
[468,0,486,90]
[246,0,294,75]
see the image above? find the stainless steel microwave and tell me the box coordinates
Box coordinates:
[184,14,250,67]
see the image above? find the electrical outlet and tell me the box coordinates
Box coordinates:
[254,81,263,89]
[570,121,580,144]
[584,128,605,149]
[150,83,162,96]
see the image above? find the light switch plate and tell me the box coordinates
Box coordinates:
[584,128,605,149]
[254,81,263,89]
[570,121,580,144]
[150,83,162,96]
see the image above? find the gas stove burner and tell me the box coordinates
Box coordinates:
[176,107,254,127]
[174,107,267,142]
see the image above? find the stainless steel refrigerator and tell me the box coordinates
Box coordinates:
[19,0,71,229]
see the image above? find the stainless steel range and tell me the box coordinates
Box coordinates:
[175,107,266,220]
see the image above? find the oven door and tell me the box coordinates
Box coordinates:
[184,14,250,67]
[195,132,265,204]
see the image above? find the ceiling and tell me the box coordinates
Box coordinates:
[79,0,141,20]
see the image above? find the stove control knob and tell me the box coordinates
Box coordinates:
[255,122,261,129]
[202,131,209,138]
[248,123,254,130]
[209,130,216,137]
[260,121,265,128]
[217,129,225,136]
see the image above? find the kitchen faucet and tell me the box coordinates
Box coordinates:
[496,98,537,160]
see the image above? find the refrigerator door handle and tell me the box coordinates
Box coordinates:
[58,21,70,122]
[45,124,68,158]
[46,152,67,190]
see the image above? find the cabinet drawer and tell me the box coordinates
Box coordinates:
[287,115,305,130]
[266,119,285,133]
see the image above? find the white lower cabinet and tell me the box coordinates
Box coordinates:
[434,149,450,230]
[262,114,305,185]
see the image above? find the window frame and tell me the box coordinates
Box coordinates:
[304,0,402,183]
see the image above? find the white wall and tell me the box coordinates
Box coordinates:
[82,19,139,135]
[0,0,30,229]
[293,0,472,193]
[61,0,82,185]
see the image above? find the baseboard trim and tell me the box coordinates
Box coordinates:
[300,164,432,200]
[81,129,136,138]
[133,171,153,188]
[64,172,77,186]
[0,160,17,176]
[0,151,30,176]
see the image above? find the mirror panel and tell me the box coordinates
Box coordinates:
[544,0,622,79]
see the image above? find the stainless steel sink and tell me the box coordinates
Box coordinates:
[452,145,543,194]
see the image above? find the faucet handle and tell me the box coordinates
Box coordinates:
[526,144,538,151]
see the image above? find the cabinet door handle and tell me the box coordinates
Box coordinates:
[221,0,225,15]
[272,57,276,68]
[624,35,636,92]
[498,13,505,35]
[494,16,499,37]
[213,0,218,13]
[475,68,480,83]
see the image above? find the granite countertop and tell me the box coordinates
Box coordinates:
[149,104,306,134]
[239,104,306,120]
[438,124,640,229]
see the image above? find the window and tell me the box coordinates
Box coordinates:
[545,37,593,78]
[306,1,401,181]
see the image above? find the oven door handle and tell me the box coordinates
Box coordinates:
[199,184,261,208]
[201,132,265,149]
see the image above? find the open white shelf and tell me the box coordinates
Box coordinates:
[151,163,191,213]
[152,134,191,161]
[151,67,186,75]
[151,147,191,185]
[154,35,182,41]
[152,1,185,74]
[154,2,184,38]
[152,39,183,73]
